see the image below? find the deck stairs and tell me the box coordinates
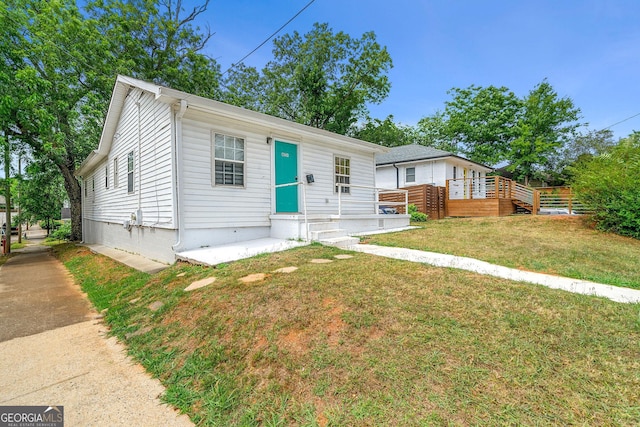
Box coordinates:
[308,221,359,248]
[510,181,536,214]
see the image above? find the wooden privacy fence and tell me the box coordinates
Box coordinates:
[379,184,446,219]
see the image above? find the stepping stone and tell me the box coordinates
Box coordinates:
[239,273,267,283]
[273,266,298,273]
[176,272,186,277]
[129,298,140,304]
[334,254,353,260]
[184,277,216,292]
[148,301,164,312]
[310,259,333,264]
[125,326,153,339]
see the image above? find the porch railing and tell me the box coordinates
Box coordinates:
[335,184,408,217]
[446,176,540,214]
[274,181,309,240]
[537,187,589,214]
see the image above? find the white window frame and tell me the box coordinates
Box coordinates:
[127,151,135,193]
[406,167,416,183]
[334,155,351,194]
[212,132,245,187]
[113,158,119,188]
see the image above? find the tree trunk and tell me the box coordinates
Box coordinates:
[58,161,83,241]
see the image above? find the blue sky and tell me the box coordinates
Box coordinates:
[197,0,640,140]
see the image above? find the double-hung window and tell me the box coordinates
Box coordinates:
[113,158,119,188]
[334,156,350,193]
[127,151,134,193]
[213,133,245,186]
[406,167,416,183]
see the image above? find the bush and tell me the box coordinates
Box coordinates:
[571,133,640,239]
[50,222,72,241]
[408,204,428,222]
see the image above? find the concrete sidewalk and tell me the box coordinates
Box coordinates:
[84,244,168,274]
[0,238,192,426]
[351,244,640,303]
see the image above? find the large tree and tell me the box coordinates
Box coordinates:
[350,115,415,146]
[507,80,581,185]
[225,22,393,135]
[0,0,219,241]
[440,85,521,165]
[423,81,582,181]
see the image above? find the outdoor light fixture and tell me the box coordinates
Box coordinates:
[266,137,273,144]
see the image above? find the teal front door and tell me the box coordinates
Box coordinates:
[275,141,299,212]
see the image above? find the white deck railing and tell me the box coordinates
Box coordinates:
[335,184,408,217]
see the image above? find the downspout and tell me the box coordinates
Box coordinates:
[136,97,142,219]
[172,99,188,251]
[393,163,399,189]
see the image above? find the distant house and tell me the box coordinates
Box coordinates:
[375,144,492,189]
[75,75,408,264]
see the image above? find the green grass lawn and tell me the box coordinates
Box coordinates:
[54,229,640,426]
[365,215,640,289]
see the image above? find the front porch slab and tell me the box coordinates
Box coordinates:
[176,238,309,266]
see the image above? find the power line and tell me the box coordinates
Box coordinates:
[602,112,640,131]
[221,0,316,76]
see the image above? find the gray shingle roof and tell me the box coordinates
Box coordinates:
[375,144,455,165]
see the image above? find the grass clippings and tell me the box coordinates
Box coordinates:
[54,239,640,426]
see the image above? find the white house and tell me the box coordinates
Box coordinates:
[75,75,409,264]
[376,144,492,190]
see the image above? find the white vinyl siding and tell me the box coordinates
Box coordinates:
[302,142,376,215]
[181,111,271,229]
[82,88,175,228]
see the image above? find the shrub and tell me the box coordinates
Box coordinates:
[408,204,428,222]
[571,133,640,239]
[50,222,72,241]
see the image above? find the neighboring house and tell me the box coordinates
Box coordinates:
[75,75,408,264]
[375,144,492,190]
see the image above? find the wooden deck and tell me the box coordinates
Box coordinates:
[446,198,516,217]
[445,177,584,217]
[446,176,534,217]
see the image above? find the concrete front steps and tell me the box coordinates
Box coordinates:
[308,221,359,248]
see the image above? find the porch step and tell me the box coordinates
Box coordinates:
[310,229,347,240]
[319,236,360,249]
[307,221,338,232]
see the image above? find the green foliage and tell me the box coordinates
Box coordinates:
[350,115,415,146]
[422,80,582,183]
[507,79,581,185]
[17,159,65,226]
[571,133,640,239]
[441,85,521,165]
[408,204,428,222]
[50,221,71,241]
[226,22,392,135]
[1,0,220,241]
